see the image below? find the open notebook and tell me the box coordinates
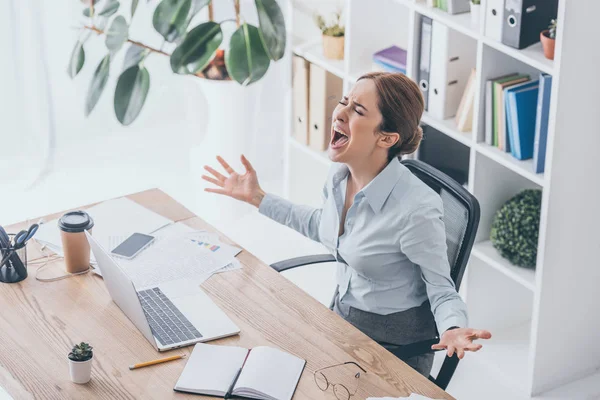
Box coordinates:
[174,343,305,400]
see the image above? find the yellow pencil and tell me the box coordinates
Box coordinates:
[129,354,186,370]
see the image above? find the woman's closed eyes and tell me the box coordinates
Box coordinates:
[339,97,364,116]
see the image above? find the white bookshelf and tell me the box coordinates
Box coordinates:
[285,0,600,397]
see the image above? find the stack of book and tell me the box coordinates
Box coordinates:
[484,72,552,173]
[372,46,407,75]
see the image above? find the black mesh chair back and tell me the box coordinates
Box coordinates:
[401,159,480,291]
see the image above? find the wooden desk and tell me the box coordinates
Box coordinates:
[0,189,453,400]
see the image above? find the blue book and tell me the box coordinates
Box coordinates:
[533,74,553,173]
[506,83,539,160]
[503,80,537,153]
[372,59,406,74]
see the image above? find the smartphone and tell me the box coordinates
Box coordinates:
[111,233,155,259]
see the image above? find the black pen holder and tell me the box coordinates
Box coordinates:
[0,235,28,283]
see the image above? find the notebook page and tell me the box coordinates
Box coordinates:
[174,343,247,396]
[234,346,305,400]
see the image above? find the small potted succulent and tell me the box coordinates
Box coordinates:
[470,0,481,26]
[315,11,345,60]
[541,19,557,60]
[68,342,94,384]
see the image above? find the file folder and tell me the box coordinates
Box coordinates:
[505,82,539,159]
[485,0,505,42]
[502,0,559,49]
[417,16,433,111]
[533,74,552,173]
[292,56,310,145]
[308,63,343,152]
[428,21,477,120]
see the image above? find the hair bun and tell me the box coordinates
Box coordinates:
[399,126,423,155]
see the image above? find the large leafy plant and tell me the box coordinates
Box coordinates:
[69,0,286,125]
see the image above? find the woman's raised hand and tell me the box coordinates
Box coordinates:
[202,155,265,208]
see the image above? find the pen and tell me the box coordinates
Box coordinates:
[129,354,186,370]
[224,367,242,399]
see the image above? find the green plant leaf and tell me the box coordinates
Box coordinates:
[131,0,139,17]
[67,41,85,79]
[255,0,286,61]
[85,54,111,116]
[122,44,148,71]
[105,15,129,52]
[187,0,210,22]
[170,21,222,74]
[99,0,120,16]
[153,0,192,42]
[226,23,270,85]
[84,0,120,17]
[114,65,150,125]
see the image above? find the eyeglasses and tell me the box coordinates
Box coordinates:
[314,361,366,400]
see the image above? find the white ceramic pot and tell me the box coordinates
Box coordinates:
[470,3,481,27]
[69,357,92,384]
[189,77,264,223]
[426,0,436,7]
[191,77,264,172]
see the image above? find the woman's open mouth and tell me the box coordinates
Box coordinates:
[330,127,350,150]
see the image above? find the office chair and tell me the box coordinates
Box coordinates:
[270,159,480,390]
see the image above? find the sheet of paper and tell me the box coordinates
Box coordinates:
[214,259,242,274]
[116,235,233,288]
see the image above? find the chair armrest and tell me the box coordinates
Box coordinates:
[270,254,336,273]
[433,354,459,390]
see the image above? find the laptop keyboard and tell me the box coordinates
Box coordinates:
[137,287,203,346]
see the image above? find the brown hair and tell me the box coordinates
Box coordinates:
[357,72,424,160]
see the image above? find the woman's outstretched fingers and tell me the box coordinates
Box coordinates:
[465,343,483,352]
[202,175,223,187]
[205,188,226,195]
[241,154,254,173]
[204,165,226,182]
[447,345,455,358]
[431,343,446,351]
[474,330,492,340]
[217,156,235,174]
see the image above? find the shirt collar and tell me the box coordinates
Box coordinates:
[331,158,406,213]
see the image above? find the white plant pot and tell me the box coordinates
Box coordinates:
[189,78,264,223]
[470,3,481,27]
[426,0,436,7]
[191,77,263,172]
[69,357,92,384]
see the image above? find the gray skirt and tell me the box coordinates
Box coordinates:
[332,293,437,377]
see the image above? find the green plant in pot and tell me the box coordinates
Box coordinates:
[68,0,287,126]
[315,11,345,60]
[541,18,557,60]
[68,342,94,384]
[490,189,542,269]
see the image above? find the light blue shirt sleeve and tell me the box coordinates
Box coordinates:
[399,205,469,334]
[258,193,323,243]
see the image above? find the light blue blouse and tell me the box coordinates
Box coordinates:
[258,157,468,334]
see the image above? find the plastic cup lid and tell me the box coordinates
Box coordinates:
[58,211,94,233]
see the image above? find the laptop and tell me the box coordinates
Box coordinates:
[86,231,240,352]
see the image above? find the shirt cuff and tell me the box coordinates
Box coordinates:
[437,316,467,336]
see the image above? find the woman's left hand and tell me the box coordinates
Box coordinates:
[431,328,492,359]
